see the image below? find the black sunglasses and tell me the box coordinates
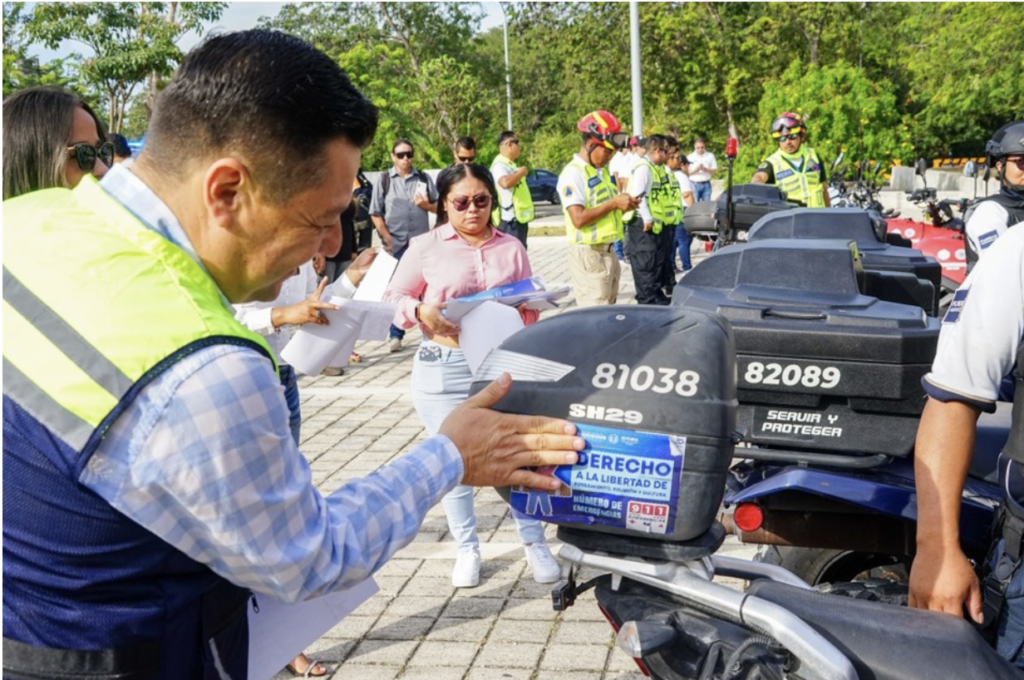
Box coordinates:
[457,155,476,163]
[394,150,414,159]
[1006,156,1024,171]
[777,133,802,142]
[68,142,115,171]
[449,193,492,212]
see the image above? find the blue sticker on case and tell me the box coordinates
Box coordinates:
[509,424,684,535]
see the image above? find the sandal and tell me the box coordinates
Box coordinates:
[285,657,328,677]
[348,351,363,364]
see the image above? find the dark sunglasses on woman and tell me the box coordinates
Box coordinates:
[67,142,115,171]
[449,194,492,212]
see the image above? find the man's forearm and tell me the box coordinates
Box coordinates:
[568,202,618,230]
[914,397,981,551]
[372,215,389,237]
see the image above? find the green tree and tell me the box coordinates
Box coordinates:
[900,2,1024,157]
[24,2,225,132]
[3,2,80,97]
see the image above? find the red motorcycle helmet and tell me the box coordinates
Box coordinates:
[770,112,806,139]
[578,110,629,150]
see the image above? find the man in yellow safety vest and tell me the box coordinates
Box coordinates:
[752,111,831,208]
[491,130,535,248]
[556,110,639,308]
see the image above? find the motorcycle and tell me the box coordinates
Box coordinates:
[884,159,973,310]
[467,299,1017,680]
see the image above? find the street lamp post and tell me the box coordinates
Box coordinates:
[499,2,513,130]
[629,0,643,137]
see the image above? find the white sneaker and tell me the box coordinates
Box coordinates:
[524,542,561,584]
[389,337,403,353]
[452,547,481,588]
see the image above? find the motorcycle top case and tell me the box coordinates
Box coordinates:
[747,208,942,315]
[672,239,940,457]
[469,306,737,542]
[683,184,797,236]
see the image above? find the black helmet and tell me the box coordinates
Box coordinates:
[986,121,1024,160]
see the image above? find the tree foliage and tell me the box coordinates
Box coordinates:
[20,2,225,132]
[6,1,1023,169]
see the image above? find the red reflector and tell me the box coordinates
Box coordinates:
[733,503,764,532]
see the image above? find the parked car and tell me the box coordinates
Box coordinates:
[526,169,560,205]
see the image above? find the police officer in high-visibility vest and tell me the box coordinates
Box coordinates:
[624,134,673,305]
[557,110,639,308]
[752,111,831,208]
[491,130,534,249]
[1,30,582,680]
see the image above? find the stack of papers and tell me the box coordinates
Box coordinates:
[280,253,399,375]
[445,276,570,322]
[450,277,570,373]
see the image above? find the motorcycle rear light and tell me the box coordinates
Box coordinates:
[599,606,651,677]
[616,620,678,659]
[733,503,764,532]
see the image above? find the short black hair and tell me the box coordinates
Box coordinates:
[141,29,378,204]
[455,136,476,152]
[435,163,498,228]
[109,133,132,159]
[392,138,414,154]
[497,131,518,147]
[644,134,667,153]
[664,135,679,150]
[3,86,108,200]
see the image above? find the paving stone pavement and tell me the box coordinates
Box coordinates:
[274,234,751,679]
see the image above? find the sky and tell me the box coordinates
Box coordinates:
[25,2,508,61]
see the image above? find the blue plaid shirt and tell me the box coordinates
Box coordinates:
[80,165,463,602]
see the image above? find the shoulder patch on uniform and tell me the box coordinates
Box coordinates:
[587,176,602,188]
[979,231,1000,250]
[943,288,970,324]
[564,186,573,197]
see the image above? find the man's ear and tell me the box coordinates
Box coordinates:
[203,158,252,230]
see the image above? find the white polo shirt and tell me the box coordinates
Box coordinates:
[923,223,1024,410]
[687,150,718,183]
[965,200,1014,261]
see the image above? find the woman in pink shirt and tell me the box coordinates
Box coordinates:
[384,163,560,589]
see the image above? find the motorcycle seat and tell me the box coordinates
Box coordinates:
[746,579,1021,680]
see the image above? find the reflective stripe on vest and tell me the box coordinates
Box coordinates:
[491,155,535,225]
[767,147,825,207]
[561,157,624,244]
[661,166,683,227]
[2,178,277,458]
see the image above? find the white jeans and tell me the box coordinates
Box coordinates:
[411,341,546,549]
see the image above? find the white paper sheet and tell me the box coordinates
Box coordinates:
[352,251,398,302]
[280,296,396,375]
[247,578,378,680]
[459,301,525,374]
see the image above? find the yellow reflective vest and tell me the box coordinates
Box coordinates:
[490,154,535,225]
[3,177,276,454]
[625,159,672,234]
[766,147,826,208]
[560,156,624,244]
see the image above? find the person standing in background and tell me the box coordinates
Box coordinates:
[667,148,696,272]
[687,137,717,202]
[370,138,438,352]
[491,131,534,249]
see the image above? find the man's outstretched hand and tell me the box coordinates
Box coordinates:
[439,373,583,491]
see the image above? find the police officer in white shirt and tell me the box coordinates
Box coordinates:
[910,223,1024,669]
[964,121,1024,267]
[687,137,717,202]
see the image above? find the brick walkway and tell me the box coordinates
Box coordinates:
[278,234,747,680]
